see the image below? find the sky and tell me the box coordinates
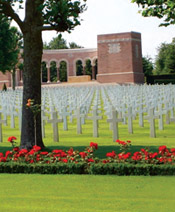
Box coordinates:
[13,0,175,61]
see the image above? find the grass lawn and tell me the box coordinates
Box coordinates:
[0,108,175,211]
[0,174,175,212]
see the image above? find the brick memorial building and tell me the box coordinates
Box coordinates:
[0,31,144,89]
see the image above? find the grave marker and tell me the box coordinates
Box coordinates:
[0,112,7,142]
[107,109,123,142]
[87,107,102,137]
[144,108,159,138]
[48,111,63,142]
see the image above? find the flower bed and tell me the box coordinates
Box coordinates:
[0,137,175,175]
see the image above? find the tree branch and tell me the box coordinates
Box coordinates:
[0,1,24,31]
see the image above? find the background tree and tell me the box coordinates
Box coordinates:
[0,0,86,149]
[132,0,175,27]
[142,56,154,77]
[69,41,83,49]
[10,27,23,90]
[0,14,22,90]
[155,38,175,74]
[44,35,68,49]
[44,35,83,81]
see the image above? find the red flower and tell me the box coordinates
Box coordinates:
[28,149,35,155]
[90,142,98,150]
[62,159,68,163]
[132,152,142,161]
[67,148,74,156]
[106,151,116,158]
[5,151,12,158]
[118,152,131,160]
[79,152,88,158]
[171,148,175,153]
[19,149,28,156]
[60,152,67,157]
[13,147,19,152]
[32,145,41,152]
[40,151,48,155]
[159,146,167,155]
[0,153,3,158]
[116,140,127,146]
[0,157,6,162]
[102,160,109,164]
[7,136,17,143]
[52,149,63,154]
[87,158,94,163]
[30,160,34,163]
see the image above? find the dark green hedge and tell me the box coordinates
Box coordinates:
[0,163,89,174]
[0,162,175,175]
[89,163,175,176]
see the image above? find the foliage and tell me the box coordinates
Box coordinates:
[59,61,67,82]
[3,138,175,171]
[44,35,83,49]
[2,83,7,91]
[155,38,175,74]
[85,60,92,77]
[0,0,87,148]
[44,35,68,49]
[0,14,21,74]
[142,56,154,76]
[69,41,83,49]
[132,0,175,27]
[76,60,83,75]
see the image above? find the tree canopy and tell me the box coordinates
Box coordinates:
[142,56,154,77]
[155,38,175,74]
[0,14,20,73]
[0,0,87,149]
[44,35,83,49]
[132,0,175,26]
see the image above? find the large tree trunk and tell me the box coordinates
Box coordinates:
[12,69,16,90]
[20,13,44,149]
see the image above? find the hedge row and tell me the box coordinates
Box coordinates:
[0,162,175,175]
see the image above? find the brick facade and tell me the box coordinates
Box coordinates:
[97,32,144,83]
[0,31,144,88]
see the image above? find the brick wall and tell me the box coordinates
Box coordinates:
[97,32,144,83]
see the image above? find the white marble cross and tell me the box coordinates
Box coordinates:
[87,107,102,137]
[48,111,63,142]
[0,112,7,142]
[144,108,160,138]
[60,107,70,131]
[125,107,134,134]
[41,110,48,138]
[107,109,123,142]
[73,107,85,134]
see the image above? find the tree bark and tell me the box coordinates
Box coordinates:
[20,0,44,149]
[12,69,16,90]
[20,28,44,149]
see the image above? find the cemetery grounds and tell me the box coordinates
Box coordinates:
[0,83,175,212]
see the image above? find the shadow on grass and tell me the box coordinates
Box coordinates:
[0,145,164,159]
[44,145,163,159]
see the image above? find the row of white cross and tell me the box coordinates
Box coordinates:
[0,84,174,142]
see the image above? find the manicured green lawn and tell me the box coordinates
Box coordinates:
[0,174,175,212]
[0,108,175,211]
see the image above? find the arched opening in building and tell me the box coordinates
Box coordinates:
[41,61,47,82]
[76,60,83,76]
[85,59,92,79]
[59,61,67,82]
[50,61,57,82]
[94,59,98,80]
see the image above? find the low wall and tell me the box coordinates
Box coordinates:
[68,75,91,83]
